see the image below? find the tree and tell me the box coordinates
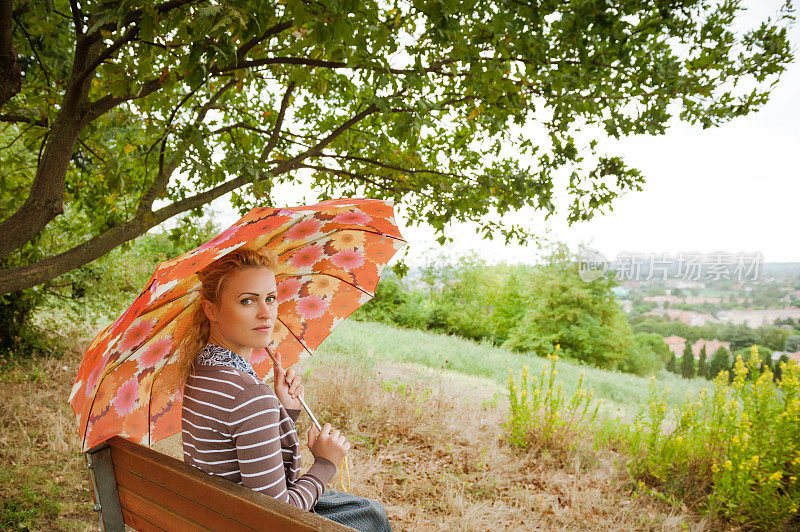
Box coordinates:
[489,265,531,345]
[0,0,794,297]
[681,343,695,379]
[666,352,679,374]
[725,324,760,352]
[709,346,731,379]
[502,243,632,369]
[698,345,708,380]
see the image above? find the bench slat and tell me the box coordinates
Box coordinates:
[113,464,255,532]
[119,486,210,532]
[121,507,164,532]
[108,437,350,532]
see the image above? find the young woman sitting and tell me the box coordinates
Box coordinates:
[175,247,391,531]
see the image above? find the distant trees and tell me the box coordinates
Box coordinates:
[786,335,800,352]
[709,347,731,379]
[698,346,709,380]
[774,354,790,381]
[667,353,679,374]
[758,327,789,351]
[681,343,696,379]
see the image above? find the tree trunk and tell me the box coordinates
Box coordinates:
[0,0,21,109]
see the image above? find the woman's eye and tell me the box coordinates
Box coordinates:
[240,298,253,305]
[266,296,277,303]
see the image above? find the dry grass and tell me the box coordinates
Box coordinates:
[0,338,98,531]
[293,355,720,531]
[1,339,720,531]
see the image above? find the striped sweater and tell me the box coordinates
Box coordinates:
[181,349,336,510]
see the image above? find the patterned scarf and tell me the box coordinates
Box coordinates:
[195,343,259,379]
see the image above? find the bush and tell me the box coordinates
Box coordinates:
[353,274,429,329]
[619,347,800,529]
[617,334,665,377]
[504,347,602,454]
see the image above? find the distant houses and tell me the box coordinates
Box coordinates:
[645,309,718,326]
[663,335,686,358]
[692,339,731,359]
[716,307,800,327]
[662,336,730,359]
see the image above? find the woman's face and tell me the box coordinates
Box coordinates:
[202,267,278,355]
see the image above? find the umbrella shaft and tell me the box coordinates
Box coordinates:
[298,395,322,431]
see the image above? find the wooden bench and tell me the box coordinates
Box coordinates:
[85,436,352,531]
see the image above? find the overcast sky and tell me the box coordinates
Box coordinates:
[204,3,799,268]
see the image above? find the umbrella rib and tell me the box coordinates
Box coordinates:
[276,271,375,298]
[274,227,405,258]
[276,316,315,359]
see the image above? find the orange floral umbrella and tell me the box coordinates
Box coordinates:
[69,198,406,451]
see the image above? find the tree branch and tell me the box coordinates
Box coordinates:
[137,80,236,214]
[0,113,47,126]
[258,82,295,163]
[69,0,83,36]
[319,152,460,179]
[12,13,49,86]
[0,94,380,292]
[82,78,162,126]
[235,20,293,64]
[78,25,140,84]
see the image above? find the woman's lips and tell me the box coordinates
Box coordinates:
[253,325,273,332]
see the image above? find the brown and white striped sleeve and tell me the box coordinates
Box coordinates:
[228,382,336,510]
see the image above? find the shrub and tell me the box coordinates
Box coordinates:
[620,346,800,529]
[503,346,602,454]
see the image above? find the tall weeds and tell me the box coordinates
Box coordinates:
[504,346,601,456]
[619,346,800,529]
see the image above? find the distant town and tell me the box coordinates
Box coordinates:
[611,260,800,364]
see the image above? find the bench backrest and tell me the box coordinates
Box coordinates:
[85,436,351,531]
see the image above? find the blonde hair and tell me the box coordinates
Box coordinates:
[174,247,278,388]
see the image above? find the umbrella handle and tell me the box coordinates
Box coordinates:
[265,349,350,493]
[265,350,323,431]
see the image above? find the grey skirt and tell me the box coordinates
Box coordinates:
[313,490,391,532]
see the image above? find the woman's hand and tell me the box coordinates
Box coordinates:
[307,423,351,465]
[271,351,303,411]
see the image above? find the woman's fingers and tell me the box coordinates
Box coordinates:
[307,425,318,447]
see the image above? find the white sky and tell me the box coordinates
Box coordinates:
[201,2,799,268]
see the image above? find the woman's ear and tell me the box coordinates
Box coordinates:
[200,300,217,323]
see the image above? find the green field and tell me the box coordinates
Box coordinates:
[317,319,711,419]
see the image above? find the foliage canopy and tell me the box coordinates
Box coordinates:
[0,0,794,293]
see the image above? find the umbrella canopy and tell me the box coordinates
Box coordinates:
[69,198,406,451]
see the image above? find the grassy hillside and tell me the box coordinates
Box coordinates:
[322,320,711,418]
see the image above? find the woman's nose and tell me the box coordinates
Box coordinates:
[257,301,275,319]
